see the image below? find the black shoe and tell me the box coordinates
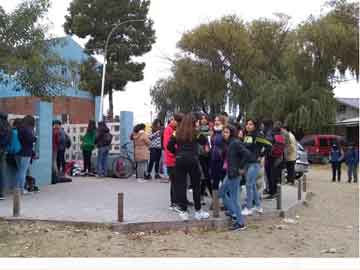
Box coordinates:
[332,179,336,182]
[230,223,247,231]
[348,179,352,183]
[155,174,162,179]
[186,200,194,207]
[264,194,276,200]
[144,174,152,180]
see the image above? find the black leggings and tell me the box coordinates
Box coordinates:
[57,150,66,173]
[167,166,176,205]
[147,148,162,175]
[199,156,212,196]
[331,162,342,181]
[175,157,201,211]
[83,150,92,172]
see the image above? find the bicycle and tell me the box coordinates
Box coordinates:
[111,142,136,178]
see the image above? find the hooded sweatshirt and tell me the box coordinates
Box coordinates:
[163,123,176,167]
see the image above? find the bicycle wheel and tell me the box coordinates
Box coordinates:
[112,156,134,178]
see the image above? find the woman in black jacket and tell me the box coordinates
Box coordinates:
[16,115,37,194]
[167,113,210,221]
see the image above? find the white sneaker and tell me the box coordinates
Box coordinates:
[252,207,264,214]
[178,211,189,221]
[241,207,253,216]
[194,210,210,220]
[137,179,148,183]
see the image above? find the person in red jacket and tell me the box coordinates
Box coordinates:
[163,113,183,210]
[52,120,61,174]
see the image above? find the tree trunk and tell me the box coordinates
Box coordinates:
[108,89,114,121]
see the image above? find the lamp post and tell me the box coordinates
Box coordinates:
[98,19,146,122]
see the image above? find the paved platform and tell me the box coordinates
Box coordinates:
[0,177,303,227]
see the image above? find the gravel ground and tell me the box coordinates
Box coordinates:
[0,165,358,257]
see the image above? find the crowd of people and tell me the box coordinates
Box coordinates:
[130,112,302,231]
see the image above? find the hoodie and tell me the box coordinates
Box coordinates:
[163,123,176,167]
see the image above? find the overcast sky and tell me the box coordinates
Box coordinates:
[3,0,359,123]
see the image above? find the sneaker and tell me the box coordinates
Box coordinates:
[22,190,32,195]
[178,211,189,221]
[137,179,148,183]
[241,207,253,216]
[194,210,210,220]
[252,207,264,214]
[144,174,152,180]
[225,211,237,221]
[172,205,183,214]
[155,174,162,179]
[230,223,247,231]
[264,194,276,200]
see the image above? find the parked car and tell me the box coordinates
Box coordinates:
[295,142,309,179]
[300,134,345,163]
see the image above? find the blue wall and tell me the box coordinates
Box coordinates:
[1,101,53,190]
[120,111,134,155]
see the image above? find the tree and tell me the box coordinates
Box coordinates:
[64,0,156,117]
[0,0,66,97]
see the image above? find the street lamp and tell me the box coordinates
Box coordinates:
[98,19,146,122]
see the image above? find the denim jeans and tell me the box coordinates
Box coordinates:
[97,146,109,177]
[246,163,261,209]
[347,164,358,182]
[15,156,31,192]
[219,175,245,226]
[0,151,5,196]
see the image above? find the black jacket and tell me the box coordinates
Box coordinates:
[227,138,257,179]
[18,127,37,157]
[95,126,112,147]
[243,131,272,161]
[167,133,207,159]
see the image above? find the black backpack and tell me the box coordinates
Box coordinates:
[0,117,11,151]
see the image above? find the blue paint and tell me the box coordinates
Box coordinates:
[95,96,101,122]
[120,111,134,155]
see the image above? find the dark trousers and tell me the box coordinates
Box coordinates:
[147,148,162,175]
[286,160,296,184]
[83,150,92,172]
[210,159,225,190]
[268,157,282,196]
[347,164,358,182]
[199,156,212,196]
[331,162,342,182]
[175,157,201,211]
[0,151,4,196]
[167,166,176,205]
[56,150,66,174]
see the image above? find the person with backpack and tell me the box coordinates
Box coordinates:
[344,143,359,183]
[145,119,162,180]
[80,120,96,176]
[220,125,255,231]
[131,123,151,182]
[16,115,37,195]
[57,122,71,176]
[265,121,286,200]
[167,113,210,221]
[0,113,12,200]
[95,121,113,177]
[6,118,22,171]
[242,119,272,215]
[329,143,344,182]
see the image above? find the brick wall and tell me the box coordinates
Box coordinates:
[0,96,95,124]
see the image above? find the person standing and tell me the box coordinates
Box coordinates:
[329,143,344,182]
[198,114,212,199]
[52,120,61,183]
[344,143,359,183]
[0,113,12,200]
[145,119,162,179]
[242,119,272,215]
[131,124,150,181]
[284,126,297,184]
[220,125,254,231]
[80,120,96,176]
[16,116,37,194]
[95,121,112,177]
[163,113,183,210]
[167,113,209,221]
[57,123,67,176]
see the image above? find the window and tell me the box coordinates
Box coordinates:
[114,146,120,150]
[113,125,120,132]
[72,127,77,133]
[339,105,346,113]
[73,136,76,142]
[80,127,85,133]
[319,138,329,147]
[302,139,315,147]
[114,135,120,141]
[72,145,76,150]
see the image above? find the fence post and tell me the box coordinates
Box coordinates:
[303,174,307,193]
[212,190,220,218]
[13,188,21,217]
[297,178,302,200]
[276,183,282,210]
[118,193,124,222]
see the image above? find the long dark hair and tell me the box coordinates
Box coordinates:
[22,115,35,129]
[176,113,196,143]
[152,119,161,132]
[87,120,96,132]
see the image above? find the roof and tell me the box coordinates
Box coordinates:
[336,98,359,109]
[335,117,359,127]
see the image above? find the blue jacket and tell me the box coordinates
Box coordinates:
[210,130,225,162]
[7,128,21,155]
[344,148,359,166]
[330,147,344,163]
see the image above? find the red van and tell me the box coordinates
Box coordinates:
[300,134,345,163]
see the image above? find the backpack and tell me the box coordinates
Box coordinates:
[7,129,22,155]
[0,118,11,150]
[271,134,286,158]
[65,134,72,149]
[104,132,113,146]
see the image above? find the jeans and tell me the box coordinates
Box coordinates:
[331,162,342,182]
[15,156,31,192]
[200,156,212,196]
[147,148,162,175]
[0,151,4,196]
[219,175,245,226]
[97,146,109,177]
[175,156,201,211]
[347,164,358,182]
[245,163,261,209]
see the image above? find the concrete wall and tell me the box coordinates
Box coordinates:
[1,101,53,191]
[120,111,134,156]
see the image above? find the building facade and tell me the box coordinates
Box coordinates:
[335,97,359,145]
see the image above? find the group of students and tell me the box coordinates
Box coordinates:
[133,112,299,231]
[0,113,38,199]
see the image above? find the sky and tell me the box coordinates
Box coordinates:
[2,0,359,123]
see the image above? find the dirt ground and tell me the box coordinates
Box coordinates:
[0,165,358,257]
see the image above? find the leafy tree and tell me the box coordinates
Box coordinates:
[0,0,66,97]
[64,0,156,117]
